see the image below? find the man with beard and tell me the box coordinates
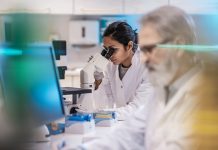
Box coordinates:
[55,5,218,150]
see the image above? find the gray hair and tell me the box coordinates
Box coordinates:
[141,6,197,44]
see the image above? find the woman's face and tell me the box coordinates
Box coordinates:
[103,36,132,65]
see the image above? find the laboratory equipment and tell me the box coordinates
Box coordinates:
[65,113,95,134]
[81,46,116,89]
[94,111,117,127]
[62,87,91,114]
[52,40,92,114]
[52,40,66,60]
[77,47,116,112]
[52,40,67,79]
[47,121,65,135]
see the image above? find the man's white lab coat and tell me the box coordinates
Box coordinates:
[82,66,202,150]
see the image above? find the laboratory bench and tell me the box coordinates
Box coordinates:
[34,121,123,150]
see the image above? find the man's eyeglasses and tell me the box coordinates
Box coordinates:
[140,40,169,53]
[140,44,157,53]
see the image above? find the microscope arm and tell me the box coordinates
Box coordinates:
[80,53,109,89]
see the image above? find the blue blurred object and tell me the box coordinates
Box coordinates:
[65,113,95,134]
[66,113,93,122]
[0,43,65,126]
[46,123,65,135]
[65,113,93,128]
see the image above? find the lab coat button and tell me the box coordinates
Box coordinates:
[121,85,123,88]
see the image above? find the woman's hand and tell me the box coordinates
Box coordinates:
[94,71,104,90]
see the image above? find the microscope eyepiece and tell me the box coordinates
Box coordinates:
[101,49,107,57]
[101,47,116,59]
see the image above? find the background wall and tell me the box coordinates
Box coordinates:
[0,13,217,87]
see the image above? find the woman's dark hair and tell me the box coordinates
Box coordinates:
[103,21,138,52]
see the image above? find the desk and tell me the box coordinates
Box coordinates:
[51,126,113,148]
[36,121,123,150]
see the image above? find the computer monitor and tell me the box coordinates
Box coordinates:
[0,43,65,126]
[52,40,67,79]
[52,40,66,60]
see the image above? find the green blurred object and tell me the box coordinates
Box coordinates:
[157,44,218,52]
[0,48,22,55]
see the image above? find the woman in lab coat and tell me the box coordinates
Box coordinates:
[94,21,153,120]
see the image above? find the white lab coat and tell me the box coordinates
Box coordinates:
[94,49,153,120]
[82,66,203,150]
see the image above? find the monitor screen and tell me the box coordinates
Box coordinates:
[52,40,66,60]
[52,40,67,79]
[0,43,65,126]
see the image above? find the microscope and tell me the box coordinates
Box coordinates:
[76,47,116,113]
[53,41,115,115]
[64,47,116,133]
[80,47,115,89]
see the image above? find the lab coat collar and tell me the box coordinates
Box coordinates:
[121,48,141,82]
[166,64,201,104]
[131,47,141,66]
